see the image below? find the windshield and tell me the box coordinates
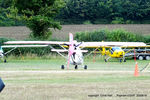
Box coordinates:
[0,46,3,52]
[112,47,122,51]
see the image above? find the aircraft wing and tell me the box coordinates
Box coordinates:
[1,45,48,48]
[4,41,147,48]
[4,41,69,45]
[80,42,146,48]
[1,44,50,55]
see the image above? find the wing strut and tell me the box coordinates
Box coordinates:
[4,47,17,55]
[48,45,67,59]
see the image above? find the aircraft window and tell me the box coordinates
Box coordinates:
[111,48,115,51]
[110,49,113,54]
[112,47,121,51]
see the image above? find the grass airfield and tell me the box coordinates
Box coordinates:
[0,58,150,100]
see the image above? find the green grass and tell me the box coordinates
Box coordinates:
[0,57,150,71]
[0,58,150,100]
[4,73,150,84]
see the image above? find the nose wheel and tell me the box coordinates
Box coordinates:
[4,59,6,63]
[75,65,78,69]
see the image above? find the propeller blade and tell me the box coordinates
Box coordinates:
[67,33,74,69]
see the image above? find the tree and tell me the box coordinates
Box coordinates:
[57,0,150,24]
[0,0,15,26]
[10,0,65,39]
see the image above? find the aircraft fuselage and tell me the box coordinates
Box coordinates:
[70,47,83,65]
[109,47,125,58]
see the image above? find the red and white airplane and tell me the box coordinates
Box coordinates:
[1,33,147,69]
[1,33,88,69]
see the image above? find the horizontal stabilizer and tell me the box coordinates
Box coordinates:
[78,50,88,52]
[51,49,68,52]
[51,49,88,53]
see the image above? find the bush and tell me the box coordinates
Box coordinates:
[75,29,108,42]
[83,20,92,25]
[93,19,109,24]
[75,28,146,42]
[107,29,145,42]
[9,47,51,57]
[0,37,14,45]
[144,35,150,43]
[0,37,51,56]
[111,17,125,24]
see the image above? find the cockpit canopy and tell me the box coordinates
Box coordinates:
[111,47,122,51]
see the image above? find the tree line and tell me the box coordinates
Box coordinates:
[1,0,150,26]
[1,0,150,39]
[57,0,150,24]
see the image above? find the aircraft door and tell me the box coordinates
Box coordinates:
[110,48,114,54]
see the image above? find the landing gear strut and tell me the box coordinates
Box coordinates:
[123,59,126,62]
[119,58,126,62]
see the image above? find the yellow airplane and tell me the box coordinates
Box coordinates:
[101,47,125,62]
[80,42,147,62]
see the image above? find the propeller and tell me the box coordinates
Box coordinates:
[67,33,74,69]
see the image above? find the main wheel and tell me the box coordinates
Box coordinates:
[119,59,122,62]
[75,65,78,70]
[146,56,150,60]
[84,65,87,70]
[104,59,107,62]
[138,56,144,60]
[4,59,6,63]
[61,65,65,69]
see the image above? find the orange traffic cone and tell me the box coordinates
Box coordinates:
[134,62,139,77]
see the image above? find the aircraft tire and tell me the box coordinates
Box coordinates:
[4,59,6,63]
[124,59,126,62]
[104,59,107,62]
[119,59,122,62]
[84,65,87,70]
[75,65,78,70]
[61,65,65,70]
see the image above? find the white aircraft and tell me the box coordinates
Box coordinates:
[0,45,48,63]
[1,33,147,69]
[1,33,88,69]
